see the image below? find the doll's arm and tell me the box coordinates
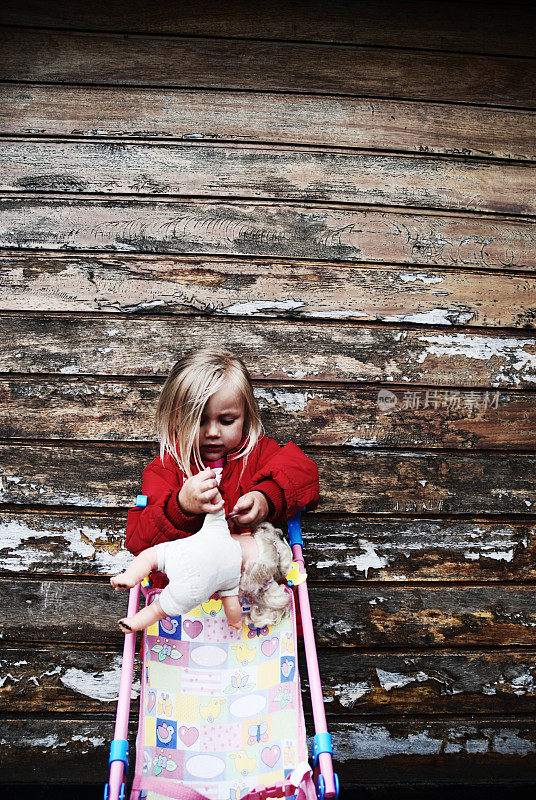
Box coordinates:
[221,595,242,630]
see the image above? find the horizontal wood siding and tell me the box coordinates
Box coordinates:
[0,0,535,791]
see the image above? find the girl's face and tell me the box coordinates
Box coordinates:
[199,380,245,461]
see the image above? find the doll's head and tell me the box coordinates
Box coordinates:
[156,346,264,478]
[239,521,293,628]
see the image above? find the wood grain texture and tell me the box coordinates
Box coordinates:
[0,646,140,714]
[3,139,535,216]
[0,7,534,789]
[0,510,130,576]
[3,578,536,647]
[2,197,535,272]
[3,645,536,716]
[1,443,536,514]
[1,507,535,585]
[1,28,535,107]
[2,716,536,785]
[2,0,534,56]
[0,718,137,784]
[330,718,536,784]
[1,252,535,327]
[1,315,535,388]
[2,377,534,450]
[2,84,534,161]
[2,511,535,583]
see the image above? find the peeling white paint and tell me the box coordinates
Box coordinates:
[465,739,489,754]
[347,540,388,577]
[303,309,368,319]
[254,387,314,412]
[0,518,131,573]
[369,596,388,605]
[416,333,536,384]
[223,299,305,314]
[71,734,106,748]
[398,273,444,285]
[61,657,140,702]
[279,368,307,379]
[335,724,536,761]
[333,681,372,707]
[22,734,66,749]
[376,668,431,691]
[463,546,516,563]
[491,731,535,755]
[335,725,443,759]
[331,619,354,635]
[382,309,475,326]
[345,436,379,448]
[59,365,81,374]
[483,668,536,697]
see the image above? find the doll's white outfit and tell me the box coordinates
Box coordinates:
[153,466,242,617]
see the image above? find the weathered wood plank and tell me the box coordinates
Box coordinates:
[2,197,535,272]
[1,316,535,388]
[2,85,534,162]
[330,718,536,784]
[2,717,536,785]
[2,0,534,57]
[0,646,140,714]
[2,511,535,583]
[3,139,535,216]
[2,253,536,328]
[0,511,130,576]
[1,28,534,107]
[4,645,536,716]
[0,718,137,784]
[2,377,535,450]
[313,586,536,647]
[1,444,536,515]
[3,578,536,647]
[303,518,536,582]
[312,650,536,716]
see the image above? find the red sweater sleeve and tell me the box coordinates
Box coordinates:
[247,437,320,521]
[125,459,203,556]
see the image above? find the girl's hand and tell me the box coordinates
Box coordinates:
[178,467,225,515]
[228,491,269,528]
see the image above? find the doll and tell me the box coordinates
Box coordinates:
[111,505,293,634]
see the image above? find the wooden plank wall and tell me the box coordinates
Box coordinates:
[1,0,535,790]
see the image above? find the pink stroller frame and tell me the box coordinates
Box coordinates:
[104,508,339,800]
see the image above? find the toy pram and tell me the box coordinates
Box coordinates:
[104,508,339,800]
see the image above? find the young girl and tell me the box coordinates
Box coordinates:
[111,505,293,634]
[125,346,319,590]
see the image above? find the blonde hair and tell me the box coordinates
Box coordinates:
[240,522,293,628]
[156,347,264,479]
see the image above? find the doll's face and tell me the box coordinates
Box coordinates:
[199,380,245,461]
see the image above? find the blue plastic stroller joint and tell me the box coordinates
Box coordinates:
[315,772,340,800]
[287,507,306,547]
[103,783,125,800]
[312,731,333,767]
[136,494,148,507]
[109,738,129,769]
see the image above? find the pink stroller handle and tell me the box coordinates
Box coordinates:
[105,583,141,800]
[289,511,338,798]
